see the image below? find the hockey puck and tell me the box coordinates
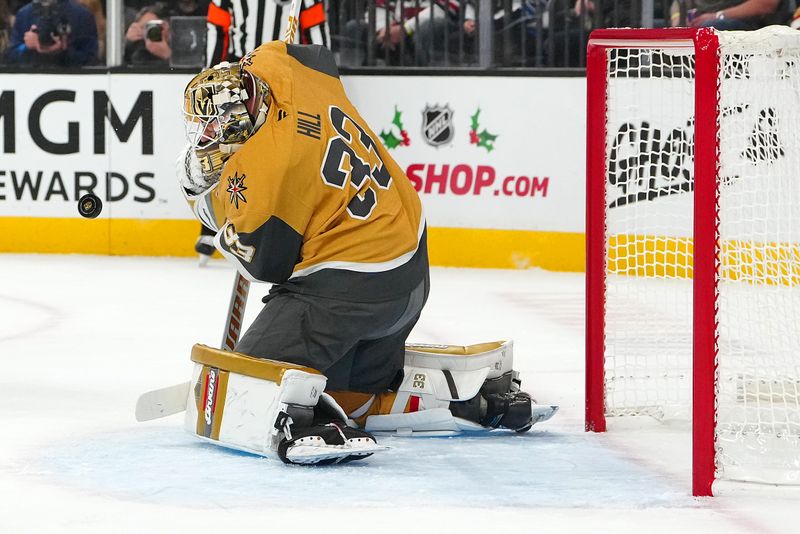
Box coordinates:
[77,193,103,219]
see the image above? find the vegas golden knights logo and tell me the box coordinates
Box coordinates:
[226,172,248,208]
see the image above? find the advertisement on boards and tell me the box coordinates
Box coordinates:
[344,75,585,233]
[0,74,190,220]
[1,73,586,233]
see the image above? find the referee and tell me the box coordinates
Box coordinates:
[207,0,329,63]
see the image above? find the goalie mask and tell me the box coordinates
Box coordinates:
[183,61,270,180]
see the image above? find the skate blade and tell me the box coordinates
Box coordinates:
[531,404,559,424]
[285,443,389,465]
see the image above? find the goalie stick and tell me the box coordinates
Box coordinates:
[135,1,302,422]
[135,272,250,421]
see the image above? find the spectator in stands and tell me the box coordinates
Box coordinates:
[5,0,98,66]
[167,0,208,17]
[77,0,103,63]
[124,4,171,65]
[672,0,783,29]
[339,2,406,67]
[410,0,476,65]
[574,0,638,26]
[340,1,476,67]
[470,0,543,68]
[0,0,13,59]
[543,0,636,67]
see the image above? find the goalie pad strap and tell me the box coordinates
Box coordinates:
[389,366,490,414]
[348,395,376,419]
[191,343,321,384]
[442,369,459,399]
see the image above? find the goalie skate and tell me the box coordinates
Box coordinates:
[195,235,215,266]
[529,404,559,426]
[278,421,388,465]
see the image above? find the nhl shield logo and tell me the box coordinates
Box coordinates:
[422,104,454,147]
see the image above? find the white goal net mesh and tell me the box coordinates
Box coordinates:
[602,27,800,484]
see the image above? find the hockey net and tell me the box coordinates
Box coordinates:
[586,27,800,495]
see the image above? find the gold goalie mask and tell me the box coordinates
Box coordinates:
[183,61,270,181]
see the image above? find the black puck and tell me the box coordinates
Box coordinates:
[78,193,103,219]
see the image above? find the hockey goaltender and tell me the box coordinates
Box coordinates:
[170,41,558,465]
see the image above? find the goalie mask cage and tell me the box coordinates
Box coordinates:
[585,26,800,497]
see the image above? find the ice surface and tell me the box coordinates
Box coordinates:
[1,254,798,533]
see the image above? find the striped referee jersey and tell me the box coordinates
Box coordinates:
[207,0,329,64]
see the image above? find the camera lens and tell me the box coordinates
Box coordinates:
[146,25,163,41]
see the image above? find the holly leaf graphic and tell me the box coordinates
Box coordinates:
[380,129,403,149]
[392,107,404,130]
[477,129,498,152]
[470,109,481,131]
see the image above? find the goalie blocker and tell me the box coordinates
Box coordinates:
[184,341,557,464]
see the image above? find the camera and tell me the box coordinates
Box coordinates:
[31,0,70,47]
[145,20,165,42]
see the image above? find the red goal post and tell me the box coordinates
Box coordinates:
[585,27,800,497]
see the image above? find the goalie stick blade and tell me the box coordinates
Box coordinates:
[135,381,190,422]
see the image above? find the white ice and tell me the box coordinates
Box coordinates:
[1,254,798,533]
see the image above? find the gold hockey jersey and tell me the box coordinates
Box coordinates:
[195,41,427,302]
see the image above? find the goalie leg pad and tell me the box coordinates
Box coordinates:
[184,344,327,456]
[184,344,385,464]
[404,340,515,380]
[365,366,494,435]
[363,340,559,434]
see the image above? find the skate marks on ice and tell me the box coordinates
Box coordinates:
[0,293,63,343]
[21,425,694,509]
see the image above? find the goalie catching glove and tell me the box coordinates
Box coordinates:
[184,344,386,465]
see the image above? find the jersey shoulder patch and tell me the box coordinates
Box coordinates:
[286,44,339,79]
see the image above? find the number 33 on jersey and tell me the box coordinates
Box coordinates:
[202,41,427,300]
